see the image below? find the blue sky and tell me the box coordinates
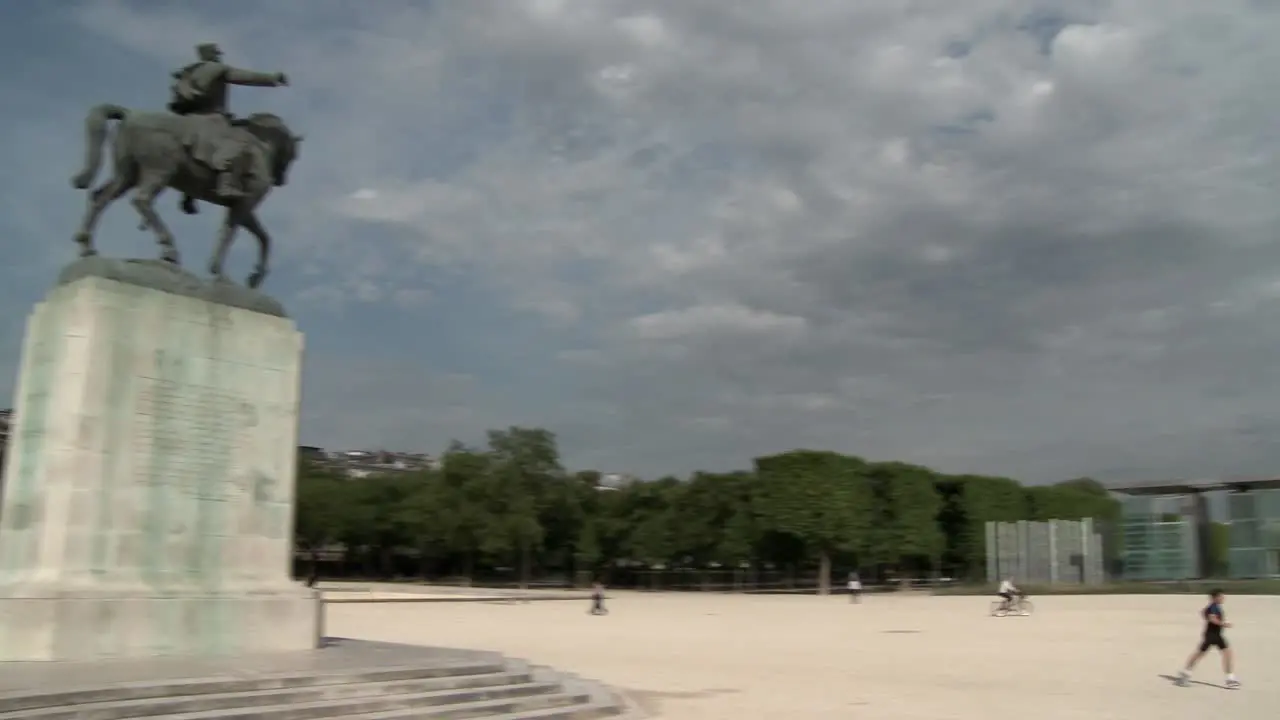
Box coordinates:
[4,1,1280,483]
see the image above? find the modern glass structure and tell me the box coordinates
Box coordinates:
[1119,494,1200,581]
[1110,477,1280,581]
[1226,488,1280,578]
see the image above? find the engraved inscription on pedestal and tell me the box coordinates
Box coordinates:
[134,345,257,589]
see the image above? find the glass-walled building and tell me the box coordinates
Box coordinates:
[1110,477,1280,581]
[1226,488,1280,579]
[1119,494,1201,580]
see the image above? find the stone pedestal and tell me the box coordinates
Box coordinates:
[0,258,320,661]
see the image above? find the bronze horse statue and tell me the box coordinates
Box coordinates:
[70,104,302,289]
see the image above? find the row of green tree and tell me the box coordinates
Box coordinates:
[295,427,1121,592]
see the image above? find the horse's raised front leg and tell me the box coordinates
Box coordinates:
[129,171,180,265]
[208,205,241,281]
[237,207,273,290]
[73,171,137,258]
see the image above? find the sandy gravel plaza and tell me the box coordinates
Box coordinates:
[326,589,1277,719]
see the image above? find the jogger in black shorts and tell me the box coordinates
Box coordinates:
[1177,589,1239,688]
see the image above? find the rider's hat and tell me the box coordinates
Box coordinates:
[196,43,222,58]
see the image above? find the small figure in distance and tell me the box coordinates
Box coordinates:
[996,576,1019,613]
[1176,589,1239,688]
[847,572,862,604]
[589,580,608,615]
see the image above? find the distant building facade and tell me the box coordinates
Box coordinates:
[298,445,440,479]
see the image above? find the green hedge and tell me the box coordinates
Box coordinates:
[932,579,1280,596]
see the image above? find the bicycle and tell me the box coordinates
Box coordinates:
[990,593,1034,617]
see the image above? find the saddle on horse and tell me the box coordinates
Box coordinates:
[178,115,263,214]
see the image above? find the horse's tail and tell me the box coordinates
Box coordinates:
[70,104,129,190]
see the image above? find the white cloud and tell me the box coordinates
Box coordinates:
[615,15,670,48]
[629,304,807,341]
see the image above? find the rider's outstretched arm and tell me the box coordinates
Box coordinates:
[223,66,286,87]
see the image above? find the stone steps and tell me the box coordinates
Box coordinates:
[0,662,510,714]
[0,652,637,720]
[130,682,571,720]
[479,708,629,720]
[327,690,593,719]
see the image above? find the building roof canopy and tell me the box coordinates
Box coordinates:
[1107,476,1280,495]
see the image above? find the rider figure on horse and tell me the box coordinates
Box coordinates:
[167,43,288,215]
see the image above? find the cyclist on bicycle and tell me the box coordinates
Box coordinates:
[997,577,1020,611]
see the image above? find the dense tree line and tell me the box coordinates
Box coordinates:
[295,427,1121,592]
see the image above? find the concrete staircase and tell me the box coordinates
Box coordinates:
[0,654,638,720]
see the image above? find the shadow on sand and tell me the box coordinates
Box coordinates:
[1157,673,1233,690]
[622,687,745,715]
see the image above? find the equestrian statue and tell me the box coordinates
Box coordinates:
[70,43,302,289]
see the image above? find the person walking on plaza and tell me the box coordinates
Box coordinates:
[847,572,863,603]
[589,581,608,615]
[1176,589,1240,689]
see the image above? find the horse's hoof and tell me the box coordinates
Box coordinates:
[73,234,96,257]
[247,273,265,290]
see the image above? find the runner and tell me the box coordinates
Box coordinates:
[1176,589,1239,688]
